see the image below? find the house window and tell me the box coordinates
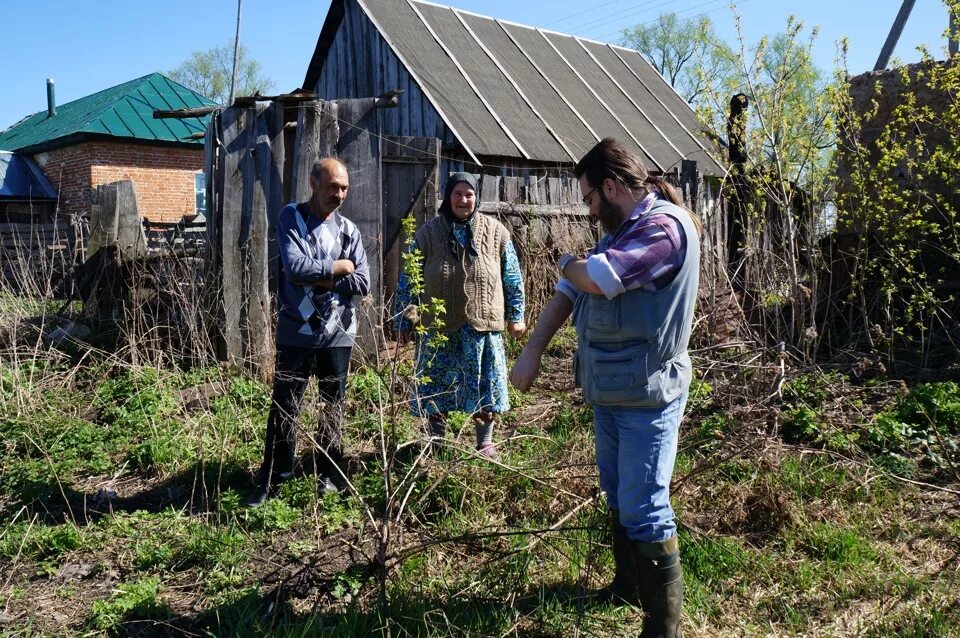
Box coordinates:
[195,173,206,216]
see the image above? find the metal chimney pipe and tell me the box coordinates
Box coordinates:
[46,78,56,117]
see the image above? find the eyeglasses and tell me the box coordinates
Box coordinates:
[581,187,598,205]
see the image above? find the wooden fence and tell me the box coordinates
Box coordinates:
[0,220,84,295]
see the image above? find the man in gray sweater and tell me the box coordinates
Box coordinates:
[246,157,370,507]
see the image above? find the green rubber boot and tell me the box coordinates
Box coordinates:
[596,510,639,605]
[634,537,683,638]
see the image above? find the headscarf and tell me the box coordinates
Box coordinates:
[437,172,480,263]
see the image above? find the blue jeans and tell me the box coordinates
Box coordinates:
[593,392,687,543]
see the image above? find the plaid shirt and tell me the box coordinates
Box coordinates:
[557,192,686,302]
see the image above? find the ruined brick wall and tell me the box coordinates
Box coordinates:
[837,59,958,229]
[33,140,204,223]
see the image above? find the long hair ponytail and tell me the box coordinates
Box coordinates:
[643,175,703,239]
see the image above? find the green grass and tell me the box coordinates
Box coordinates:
[0,343,956,636]
[88,576,169,632]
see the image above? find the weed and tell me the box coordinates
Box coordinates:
[348,366,387,407]
[88,576,169,632]
[781,406,823,444]
[549,403,592,443]
[95,368,177,431]
[863,604,960,637]
[782,371,846,406]
[331,564,369,599]
[0,521,84,561]
[715,458,754,482]
[176,523,246,571]
[244,497,299,532]
[688,374,714,412]
[866,382,960,471]
[680,530,749,586]
[226,374,271,414]
[133,540,175,571]
[799,521,876,563]
[778,455,851,502]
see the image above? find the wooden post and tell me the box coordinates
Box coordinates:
[680,160,699,212]
[219,106,248,365]
[874,0,918,71]
[248,102,275,381]
[727,93,749,288]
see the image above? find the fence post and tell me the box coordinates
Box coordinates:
[727,93,749,289]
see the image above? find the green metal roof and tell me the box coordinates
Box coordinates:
[0,73,217,153]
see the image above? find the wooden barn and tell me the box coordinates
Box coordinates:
[305,0,722,180]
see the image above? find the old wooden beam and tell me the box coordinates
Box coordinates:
[154,106,218,119]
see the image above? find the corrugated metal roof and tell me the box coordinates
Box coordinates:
[0,152,57,199]
[306,0,724,175]
[0,73,217,153]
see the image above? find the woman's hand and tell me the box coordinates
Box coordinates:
[509,349,541,392]
[506,321,526,339]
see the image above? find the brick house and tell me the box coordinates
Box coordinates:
[0,73,216,223]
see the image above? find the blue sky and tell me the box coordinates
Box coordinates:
[0,0,951,132]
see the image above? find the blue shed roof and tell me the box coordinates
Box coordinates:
[0,152,57,199]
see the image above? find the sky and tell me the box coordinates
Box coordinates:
[0,0,952,132]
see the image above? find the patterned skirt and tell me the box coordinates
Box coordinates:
[411,324,510,416]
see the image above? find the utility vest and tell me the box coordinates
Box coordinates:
[572,199,700,407]
[415,213,509,332]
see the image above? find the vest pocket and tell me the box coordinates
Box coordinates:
[586,295,621,332]
[587,341,649,402]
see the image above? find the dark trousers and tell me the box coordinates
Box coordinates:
[261,344,352,480]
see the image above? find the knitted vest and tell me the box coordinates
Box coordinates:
[572,200,701,407]
[415,213,509,332]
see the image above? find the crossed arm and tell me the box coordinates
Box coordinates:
[278,215,370,297]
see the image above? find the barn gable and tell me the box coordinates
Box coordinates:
[304,0,723,175]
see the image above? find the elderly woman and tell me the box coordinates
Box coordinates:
[394,173,525,456]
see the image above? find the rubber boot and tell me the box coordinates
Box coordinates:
[595,510,639,605]
[633,537,683,638]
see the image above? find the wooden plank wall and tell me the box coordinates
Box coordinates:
[336,98,383,356]
[381,136,440,312]
[314,0,456,173]
[218,106,248,365]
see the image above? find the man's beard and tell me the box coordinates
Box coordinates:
[597,196,622,234]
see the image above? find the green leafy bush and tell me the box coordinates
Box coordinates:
[865,382,960,469]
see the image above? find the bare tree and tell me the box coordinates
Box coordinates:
[620,13,735,106]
